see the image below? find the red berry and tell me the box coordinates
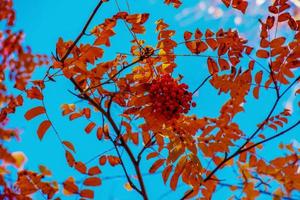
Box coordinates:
[149,74,194,120]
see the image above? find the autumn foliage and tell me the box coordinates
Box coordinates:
[1,0,300,199]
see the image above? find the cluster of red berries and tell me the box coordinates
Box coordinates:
[149,74,196,120]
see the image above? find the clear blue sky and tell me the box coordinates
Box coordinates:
[7,0,300,199]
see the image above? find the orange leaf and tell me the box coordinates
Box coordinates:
[83,177,102,186]
[88,166,101,176]
[75,162,87,174]
[61,104,75,116]
[239,152,247,162]
[222,0,230,7]
[65,151,75,167]
[124,182,133,191]
[232,0,248,13]
[63,177,79,194]
[207,57,219,74]
[149,159,165,173]
[268,123,278,131]
[99,155,107,165]
[80,189,94,199]
[97,127,103,140]
[24,106,45,120]
[85,122,96,134]
[146,152,159,160]
[63,141,76,153]
[69,113,82,120]
[218,58,230,71]
[108,156,121,166]
[256,49,269,58]
[39,165,52,176]
[162,165,173,184]
[255,71,263,84]
[11,152,26,168]
[126,13,149,24]
[253,86,260,99]
[270,37,286,48]
[278,13,291,22]
[37,120,51,140]
[26,87,43,100]
[184,31,192,41]
[170,172,179,190]
[230,186,238,191]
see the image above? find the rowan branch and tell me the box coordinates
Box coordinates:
[137,133,157,163]
[48,1,149,198]
[60,1,104,62]
[180,76,299,199]
[192,74,213,95]
[239,120,300,154]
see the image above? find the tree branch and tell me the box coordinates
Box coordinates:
[49,0,149,198]
[180,76,299,199]
[192,74,213,95]
[239,120,300,154]
[60,0,104,62]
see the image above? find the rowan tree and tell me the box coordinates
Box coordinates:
[1,0,300,199]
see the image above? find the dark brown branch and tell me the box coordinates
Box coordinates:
[137,133,157,163]
[70,78,149,199]
[50,0,149,198]
[267,31,280,99]
[60,1,104,62]
[86,53,152,92]
[180,76,299,199]
[107,134,143,195]
[192,74,213,95]
[239,120,300,154]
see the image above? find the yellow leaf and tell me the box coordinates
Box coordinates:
[11,151,27,168]
[124,182,133,191]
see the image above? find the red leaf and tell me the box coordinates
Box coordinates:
[278,13,291,22]
[37,120,51,140]
[26,87,43,100]
[270,37,286,48]
[108,156,121,166]
[222,0,230,7]
[88,166,101,176]
[83,177,102,186]
[99,155,107,165]
[162,165,173,184]
[149,159,165,173]
[85,122,96,134]
[255,71,263,84]
[69,113,82,120]
[218,58,230,71]
[170,172,179,190]
[256,49,269,58]
[24,106,45,121]
[63,141,76,153]
[80,189,94,199]
[75,162,87,174]
[232,0,248,14]
[253,86,260,99]
[63,178,79,194]
[184,31,192,41]
[146,152,159,160]
[207,57,219,74]
[268,123,278,131]
[65,151,75,167]
[96,127,103,140]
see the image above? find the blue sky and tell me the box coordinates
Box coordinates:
[6,0,300,199]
